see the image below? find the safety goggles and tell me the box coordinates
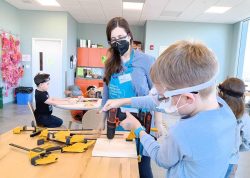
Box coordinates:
[109,35,128,44]
[150,71,218,103]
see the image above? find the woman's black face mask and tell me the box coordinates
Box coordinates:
[111,40,130,56]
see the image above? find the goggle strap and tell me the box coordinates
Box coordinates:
[164,71,218,97]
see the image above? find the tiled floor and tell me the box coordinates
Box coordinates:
[1,103,250,178]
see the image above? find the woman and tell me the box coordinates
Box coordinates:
[218,78,250,178]
[99,17,160,178]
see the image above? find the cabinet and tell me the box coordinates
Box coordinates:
[77,48,107,68]
[76,47,107,93]
[77,48,89,66]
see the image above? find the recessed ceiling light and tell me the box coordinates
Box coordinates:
[36,0,60,7]
[205,6,232,14]
[123,2,144,10]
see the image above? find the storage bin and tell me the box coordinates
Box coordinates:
[16,93,32,105]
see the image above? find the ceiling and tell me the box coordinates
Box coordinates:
[5,0,250,25]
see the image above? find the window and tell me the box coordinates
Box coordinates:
[242,21,250,91]
[237,20,250,91]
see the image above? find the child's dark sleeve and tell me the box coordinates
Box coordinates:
[36,92,48,104]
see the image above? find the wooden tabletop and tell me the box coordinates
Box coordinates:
[0,129,139,178]
[55,98,102,110]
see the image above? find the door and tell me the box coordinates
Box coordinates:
[32,38,63,98]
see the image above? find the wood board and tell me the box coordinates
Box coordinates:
[92,138,137,158]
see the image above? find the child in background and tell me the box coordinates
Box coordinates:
[34,73,72,128]
[102,40,237,178]
[64,85,82,98]
[85,85,97,98]
[69,85,98,122]
[218,78,250,178]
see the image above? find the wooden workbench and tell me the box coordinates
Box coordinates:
[0,130,139,178]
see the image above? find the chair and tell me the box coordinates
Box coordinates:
[68,118,83,129]
[27,102,38,127]
[81,109,104,130]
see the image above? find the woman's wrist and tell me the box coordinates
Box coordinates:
[122,98,132,105]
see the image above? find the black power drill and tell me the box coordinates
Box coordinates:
[107,108,152,139]
[107,108,119,139]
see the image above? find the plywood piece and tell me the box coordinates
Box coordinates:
[92,138,137,158]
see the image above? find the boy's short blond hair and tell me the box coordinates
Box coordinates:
[150,40,218,97]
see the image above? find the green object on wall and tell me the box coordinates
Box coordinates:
[101,55,107,64]
[76,67,84,76]
[0,87,3,109]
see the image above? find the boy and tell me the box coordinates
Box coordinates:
[34,73,71,128]
[68,85,98,122]
[102,40,237,178]
[86,85,98,98]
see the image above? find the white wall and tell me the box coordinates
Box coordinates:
[144,20,237,81]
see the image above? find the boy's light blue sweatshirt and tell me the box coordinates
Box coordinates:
[132,96,237,178]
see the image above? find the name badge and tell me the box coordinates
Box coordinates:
[118,73,132,84]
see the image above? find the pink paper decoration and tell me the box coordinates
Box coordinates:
[1,33,23,96]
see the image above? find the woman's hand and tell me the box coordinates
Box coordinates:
[120,111,142,130]
[96,112,107,132]
[102,98,131,112]
[68,98,77,104]
[77,96,84,102]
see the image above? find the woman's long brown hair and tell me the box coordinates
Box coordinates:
[218,77,245,119]
[104,17,133,85]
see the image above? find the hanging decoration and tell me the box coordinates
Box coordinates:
[0,33,24,96]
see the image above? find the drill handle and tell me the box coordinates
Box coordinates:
[9,143,30,151]
[46,146,62,152]
[144,112,152,134]
[30,130,42,137]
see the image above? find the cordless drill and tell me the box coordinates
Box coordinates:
[107,108,119,139]
[107,108,153,139]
